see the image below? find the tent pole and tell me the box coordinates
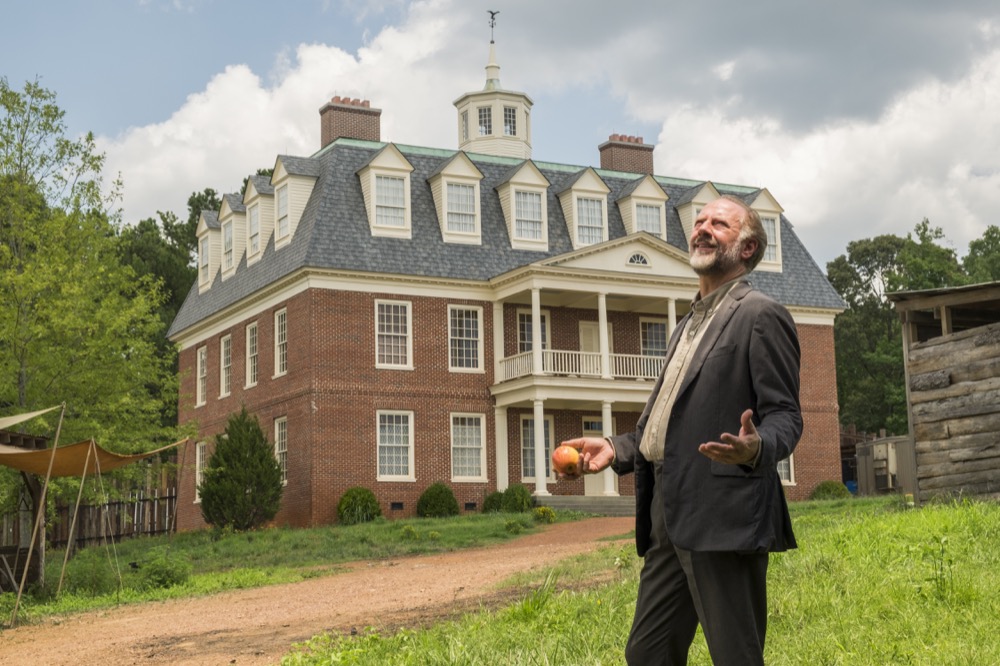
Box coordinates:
[57,440,93,597]
[10,402,66,627]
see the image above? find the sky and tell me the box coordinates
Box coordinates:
[3,0,1000,269]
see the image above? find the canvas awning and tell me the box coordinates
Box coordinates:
[0,438,186,477]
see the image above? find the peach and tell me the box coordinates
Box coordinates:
[552,445,582,476]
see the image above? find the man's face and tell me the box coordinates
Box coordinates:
[689,199,747,276]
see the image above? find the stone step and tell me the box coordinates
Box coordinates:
[534,494,636,517]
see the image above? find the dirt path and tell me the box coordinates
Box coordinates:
[0,517,633,665]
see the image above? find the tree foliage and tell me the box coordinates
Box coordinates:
[198,407,282,531]
[964,225,1000,283]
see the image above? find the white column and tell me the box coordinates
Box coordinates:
[667,297,677,337]
[533,399,549,496]
[601,400,618,496]
[493,301,504,381]
[494,406,508,491]
[598,292,612,379]
[531,288,543,375]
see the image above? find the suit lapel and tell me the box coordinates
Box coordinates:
[674,281,751,399]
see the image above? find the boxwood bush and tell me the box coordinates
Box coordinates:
[337,486,382,525]
[417,482,460,518]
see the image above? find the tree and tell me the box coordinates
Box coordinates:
[964,225,1000,283]
[198,407,282,531]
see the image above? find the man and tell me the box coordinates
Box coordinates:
[560,195,802,665]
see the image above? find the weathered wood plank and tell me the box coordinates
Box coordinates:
[914,431,1000,455]
[918,455,1000,479]
[917,446,1000,465]
[920,480,1000,502]
[909,320,1000,354]
[910,376,1000,405]
[908,339,1000,375]
[917,465,1000,490]
[911,388,1000,424]
[915,412,1000,440]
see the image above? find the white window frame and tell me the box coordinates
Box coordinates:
[274,308,288,378]
[375,175,406,229]
[194,440,207,503]
[503,106,516,136]
[450,413,486,482]
[517,309,550,353]
[375,300,413,370]
[196,346,207,407]
[636,203,663,237]
[248,204,260,257]
[448,305,484,373]
[759,215,782,269]
[275,416,288,485]
[276,185,289,241]
[628,252,651,267]
[446,182,477,235]
[245,322,258,388]
[461,110,469,142]
[576,196,606,246]
[377,410,415,482]
[222,221,233,271]
[198,237,209,285]
[219,335,231,398]
[478,106,492,136]
[640,317,669,357]
[520,414,555,483]
[778,454,795,486]
[513,189,544,242]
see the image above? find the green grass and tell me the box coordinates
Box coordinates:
[0,511,546,624]
[283,496,1000,666]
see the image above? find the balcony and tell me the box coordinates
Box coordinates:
[498,350,665,383]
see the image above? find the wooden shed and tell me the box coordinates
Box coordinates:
[888,282,1000,504]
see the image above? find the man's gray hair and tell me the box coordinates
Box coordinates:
[719,195,768,271]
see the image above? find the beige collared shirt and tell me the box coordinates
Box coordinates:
[638,278,742,461]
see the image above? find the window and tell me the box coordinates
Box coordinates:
[376,301,411,368]
[777,454,795,484]
[195,440,207,503]
[636,204,661,235]
[245,322,258,387]
[641,319,668,357]
[276,185,289,239]
[451,414,485,481]
[503,106,516,136]
[517,311,549,353]
[628,252,650,266]
[375,175,405,227]
[461,110,469,142]
[762,216,778,263]
[274,309,287,377]
[199,237,209,285]
[219,335,231,397]
[577,197,604,245]
[448,306,483,371]
[377,411,414,481]
[196,346,207,406]
[520,415,554,481]
[222,222,233,270]
[248,205,260,255]
[274,417,288,485]
[514,190,543,240]
[446,183,476,233]
[478,106,492,136]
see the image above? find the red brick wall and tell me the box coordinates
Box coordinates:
[319,98,381,147]
[598,136,654,175]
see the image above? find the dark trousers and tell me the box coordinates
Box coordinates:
[626,476,770,666]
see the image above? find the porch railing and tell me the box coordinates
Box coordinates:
[498,350,665,382]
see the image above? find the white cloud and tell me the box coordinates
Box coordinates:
[713,61,737,82]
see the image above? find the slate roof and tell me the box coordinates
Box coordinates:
[168,139,846,338]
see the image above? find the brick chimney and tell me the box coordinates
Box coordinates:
[598,134,654,175]
[319,96,382,148]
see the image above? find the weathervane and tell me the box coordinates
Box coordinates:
[488,10,499,43]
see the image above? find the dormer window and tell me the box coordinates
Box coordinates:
[615,176,668,240]
[497,160,550,251]
[557,168,611,250]
[447,183,476,233]
[248,205,260,255]
[761,216,778,262]
[636,204,661,235]
[577,198,605,245]
[222,221,233,271]
[376,175,406,227]
[747,188,784,272]
[276,185,289,240]
[504,106,516,136]
[199,237,209,285]
[515,190,543,240]
[478,107,492,136]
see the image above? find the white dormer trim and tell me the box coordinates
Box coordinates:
[217,197,246,281]
[617,175,669,241]
[496,160,551,251]
[357,144,414,239]
[428,152,484,245]
[558,168,611,250]
[747,188,784,272]
[244,180,274,265]
[272,157,319,250]
[677,182,722,242]
[195,212,221,293]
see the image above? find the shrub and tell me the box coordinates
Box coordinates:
[505,519,523,535]
[482,491,503,513]
[133,548,192,591]
[533,506,556,524]
[199,406,283,531]
[809,480,853,500]
[337,486,382,525]
[501,484,534,513]
[417,482,460,518]
[59,547,120,596]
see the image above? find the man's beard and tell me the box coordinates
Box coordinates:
[689,237,744,276]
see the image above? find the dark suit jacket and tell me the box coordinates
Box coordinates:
[610,280,802,554]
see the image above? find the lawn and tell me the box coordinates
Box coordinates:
[282,496,1000,665]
